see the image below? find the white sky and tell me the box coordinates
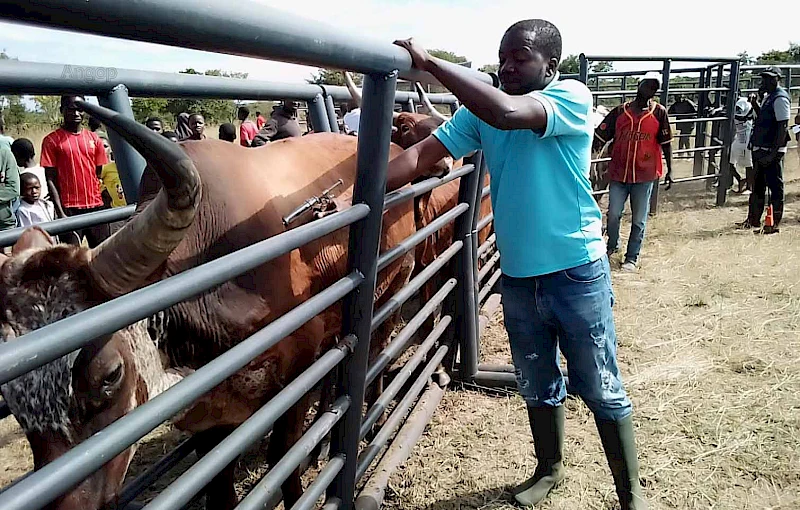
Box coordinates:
[0,0,796,85]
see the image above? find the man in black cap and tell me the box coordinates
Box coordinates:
[737,66,791,234]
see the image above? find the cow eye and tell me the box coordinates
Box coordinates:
[401,124,411,133]
[102,364,123,388]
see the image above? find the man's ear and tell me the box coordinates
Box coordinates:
[547,57,559,78]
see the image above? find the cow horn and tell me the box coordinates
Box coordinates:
[414,82,448,125]
[344,71,400,120]
[77,101,201,298]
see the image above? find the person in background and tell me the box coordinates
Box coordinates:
[729,96,755,194]
[391,19,648,509]
[145,116,164,133]
[668,93,697,156]
[0,143,20,233]
[10,138,50,203]
[251,101,302,147]
[238,106,259,147]
[736,66,791,234]
[162,131,180,143]
[219,123,237,143]
[175,112,193,141]
[88,116,103,133]
[40,95,110,247]
[256,110,267,130]
[15,172,58,238]
[594,71,673,273]
[343,100,361,136]
[187,113,206,140]
[0,116,14,150]
[97,134,127,208]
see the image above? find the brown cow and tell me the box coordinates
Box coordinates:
[0,103,443,510]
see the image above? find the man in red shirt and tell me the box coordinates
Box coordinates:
[594,72,673,272]
[238,106,259,147]
[41,95,110,247]
[256,111,266,130]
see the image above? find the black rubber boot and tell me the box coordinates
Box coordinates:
[595,415,648,510]
[514,405,566,507]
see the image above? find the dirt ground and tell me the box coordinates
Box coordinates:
[383,152,800,510]
[2,150,800,510]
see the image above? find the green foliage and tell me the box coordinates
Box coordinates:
[591,61,614,73]
[131,98,169,123]
[32,96,61,127]
[478,64,499,74]
[756,43,800,64]
[558,54,580,74]
[307,69,362,87]
[428,49,469,65]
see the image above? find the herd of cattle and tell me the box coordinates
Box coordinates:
[0,80,610,510]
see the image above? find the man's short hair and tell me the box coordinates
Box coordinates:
[60,95,85,110]
[219,123,236,141]
[238,106,250,118]
[10,138,35,165]
[189,112,204,121]
[504,19,562,62]
[256,111,262,116]
[145,116,162,125]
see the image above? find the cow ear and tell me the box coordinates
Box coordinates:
[12,227,54,255]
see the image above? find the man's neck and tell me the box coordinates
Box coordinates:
[634,96,651,109]
[62,124,81,134]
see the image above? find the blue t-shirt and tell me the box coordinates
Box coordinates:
[433,76,605,278]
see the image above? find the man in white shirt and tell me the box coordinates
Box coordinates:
[343,102,361,135]
[729,96,755,193]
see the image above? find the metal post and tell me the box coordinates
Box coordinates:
[706,65,725,180]
[716,60,740,206]
[309,93,331,133]
[403,98,415,113]
[326,70,397,510]
[693,69,708,176]
[649,59,670,216]
[450,151,484,382]
[323,91,340,134]
[621,75,627,103]
[579,54,589,84]
[98,84,146,203]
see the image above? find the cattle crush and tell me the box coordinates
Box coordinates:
[1,3,798,510]
[0,1,501,510]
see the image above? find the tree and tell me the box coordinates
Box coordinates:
[756,43,800,64]
[307,69,362,87]
[428,49,469,66]
[478,64,499,74]
[558,54,580,74]
[737,51,756,65]
[591,61,614,73]
[131,98,169,123]
[33,96,62,127]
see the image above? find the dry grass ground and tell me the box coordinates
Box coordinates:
[1,147,800,510]
[384,152,800,510]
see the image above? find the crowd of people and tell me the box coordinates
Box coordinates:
[0,97,313,248]
[592,65,795,272]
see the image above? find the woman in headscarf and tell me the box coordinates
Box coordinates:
[175,112,193,141]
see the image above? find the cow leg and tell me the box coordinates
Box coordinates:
[311,372,336,462]
[193,427,238,510]
[267,396,312,508]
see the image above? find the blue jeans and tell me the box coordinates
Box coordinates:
[500,256,632,422]
[606,180,655,264]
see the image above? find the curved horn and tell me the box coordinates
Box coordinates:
[414,82,448,125]
[344,71,400,120]
[77,101,201,298]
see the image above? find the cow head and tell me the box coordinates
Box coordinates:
[344,72,454,176]
[0,103,201,510]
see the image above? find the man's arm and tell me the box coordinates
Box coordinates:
[386,136,452,192]
[657,107,674,189]
[0,153,20,203]
[394,39,546,131]
[45,167,67,218]
[763,96,791,163]
[592,109,617,152]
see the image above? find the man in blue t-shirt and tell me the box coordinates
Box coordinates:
[390,19,646,509]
